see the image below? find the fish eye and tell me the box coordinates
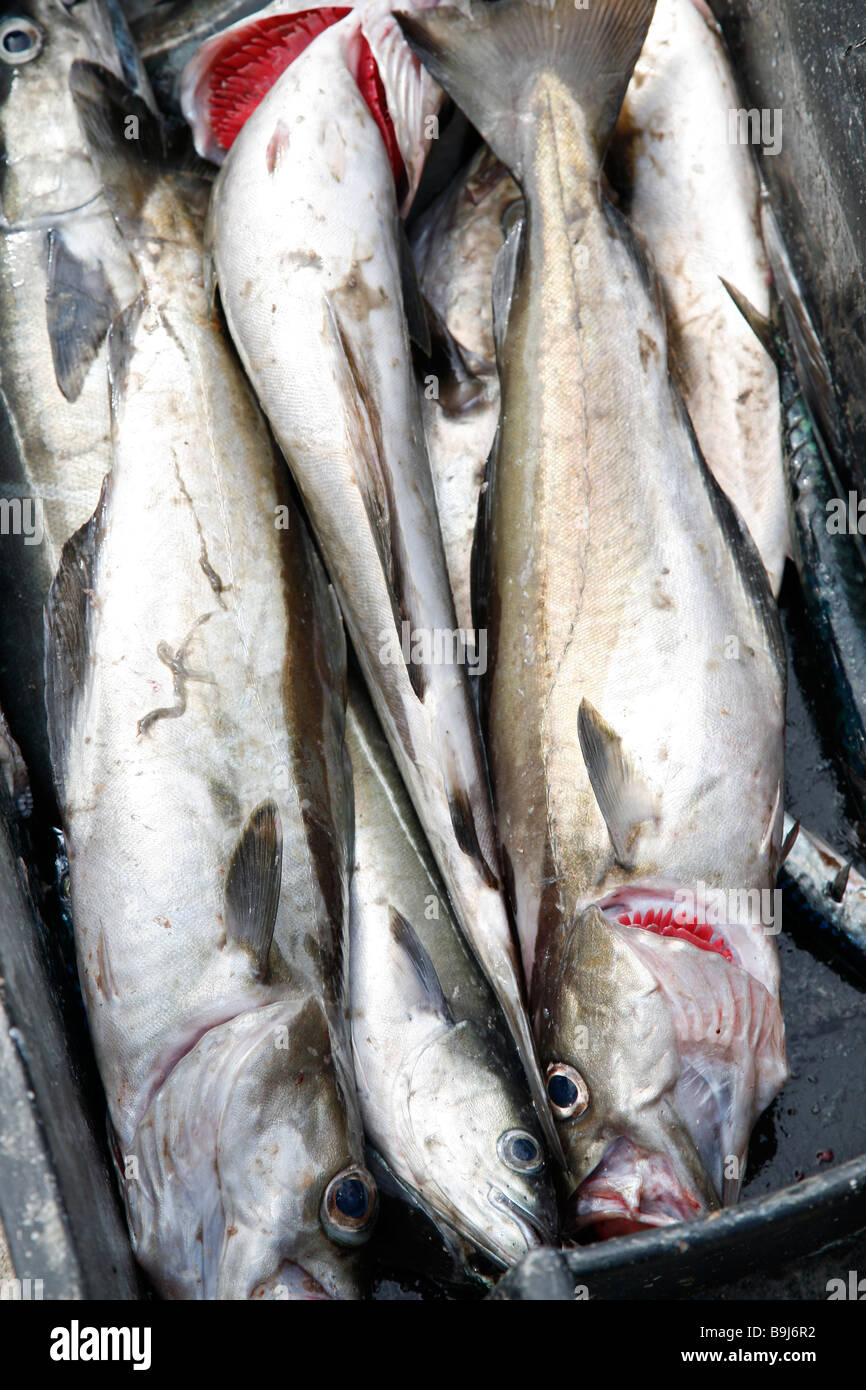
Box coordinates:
[497,1128,545,1175]
[546,1062,590,1121]
[0,19,44,64]
[320,1166,378,1247]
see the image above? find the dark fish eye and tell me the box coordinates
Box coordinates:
[546,1062,590,1121]
[0,19,43,64]
[320,1166,378,1247]
[497,1128,545,1174]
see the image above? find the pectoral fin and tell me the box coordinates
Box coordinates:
[578,699,658,869]
[224,800,283,979]
[45,228,118,403]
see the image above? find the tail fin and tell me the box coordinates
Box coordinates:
[395,0,656,178]
[69,61,212,249]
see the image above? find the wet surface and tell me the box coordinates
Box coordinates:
[740,570,866,1205]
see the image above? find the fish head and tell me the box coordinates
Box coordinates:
[263,995,378,1299]
[180,0,442,211]
[0,1,146,222]
[189,994,376,1301]
[535,903,723,1237]
[404,1018,557,1269]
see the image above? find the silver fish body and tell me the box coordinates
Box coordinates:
[187,3,562,1159]
[398,0,788,1229]
[347,678,556,1272]
[45,67,374,1299]
[412,146,519,637]
[0,1,146,801]
[609,0,788,594]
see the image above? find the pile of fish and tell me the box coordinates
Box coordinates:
[0,0,864,1299]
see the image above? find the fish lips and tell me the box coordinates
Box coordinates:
[564,1136,705,1240]
[250,1261,335,1301]
[484,1184,553,1262]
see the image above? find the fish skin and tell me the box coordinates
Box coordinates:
[411,146,520,637]
[398,0,787,1221]
[760,276,866,832]
[779,816,866,975]
[193,3,563,1162]
[346,677,557,1271]
[608,0,788,594]
[46,67,372,1300]
[0,0,148,805]
[607,0,788,596]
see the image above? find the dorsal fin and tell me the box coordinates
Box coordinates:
[577,699,658,868]
[224,800,283,978]
[389,907,453,1023]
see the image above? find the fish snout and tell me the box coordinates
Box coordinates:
[566,1137,705,1241]
[486,1184,555,1262]
[249,1262,334,1301]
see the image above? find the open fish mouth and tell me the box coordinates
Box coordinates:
[596,884,739,965]
[568,1138,704,1240]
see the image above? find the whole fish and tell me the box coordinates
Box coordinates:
[411,146,519,637]
[0,0,146,805]
[346,677,556,1274]
[607,0,788,595]
[399,0,788,1231]
[181,1,563,1159]
[780,816,866,981]
[46,64,374,1299]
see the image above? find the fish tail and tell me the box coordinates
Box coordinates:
[69,61,211,243]
[395,0,656,178]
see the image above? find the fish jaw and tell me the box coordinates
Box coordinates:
[568,1137,703,1237]
[536,902,786,1229]
[250,1263,334,1300]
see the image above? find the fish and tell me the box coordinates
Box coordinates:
[398,0,788,1231]
[606,0,788,595]
[779,816,866,983]
[46,63,375,1299]
[411,145,520,638]
[182,0,563,1160]
[0,0,147,807]
[0,716,140,1299]
[724,275,866,837]
[346,676,557,1275]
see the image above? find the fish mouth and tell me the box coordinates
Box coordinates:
[250,1262,334,1300]
[567,1137,704,1241]
[484,1185,551,1262]
[596,884,736,963]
